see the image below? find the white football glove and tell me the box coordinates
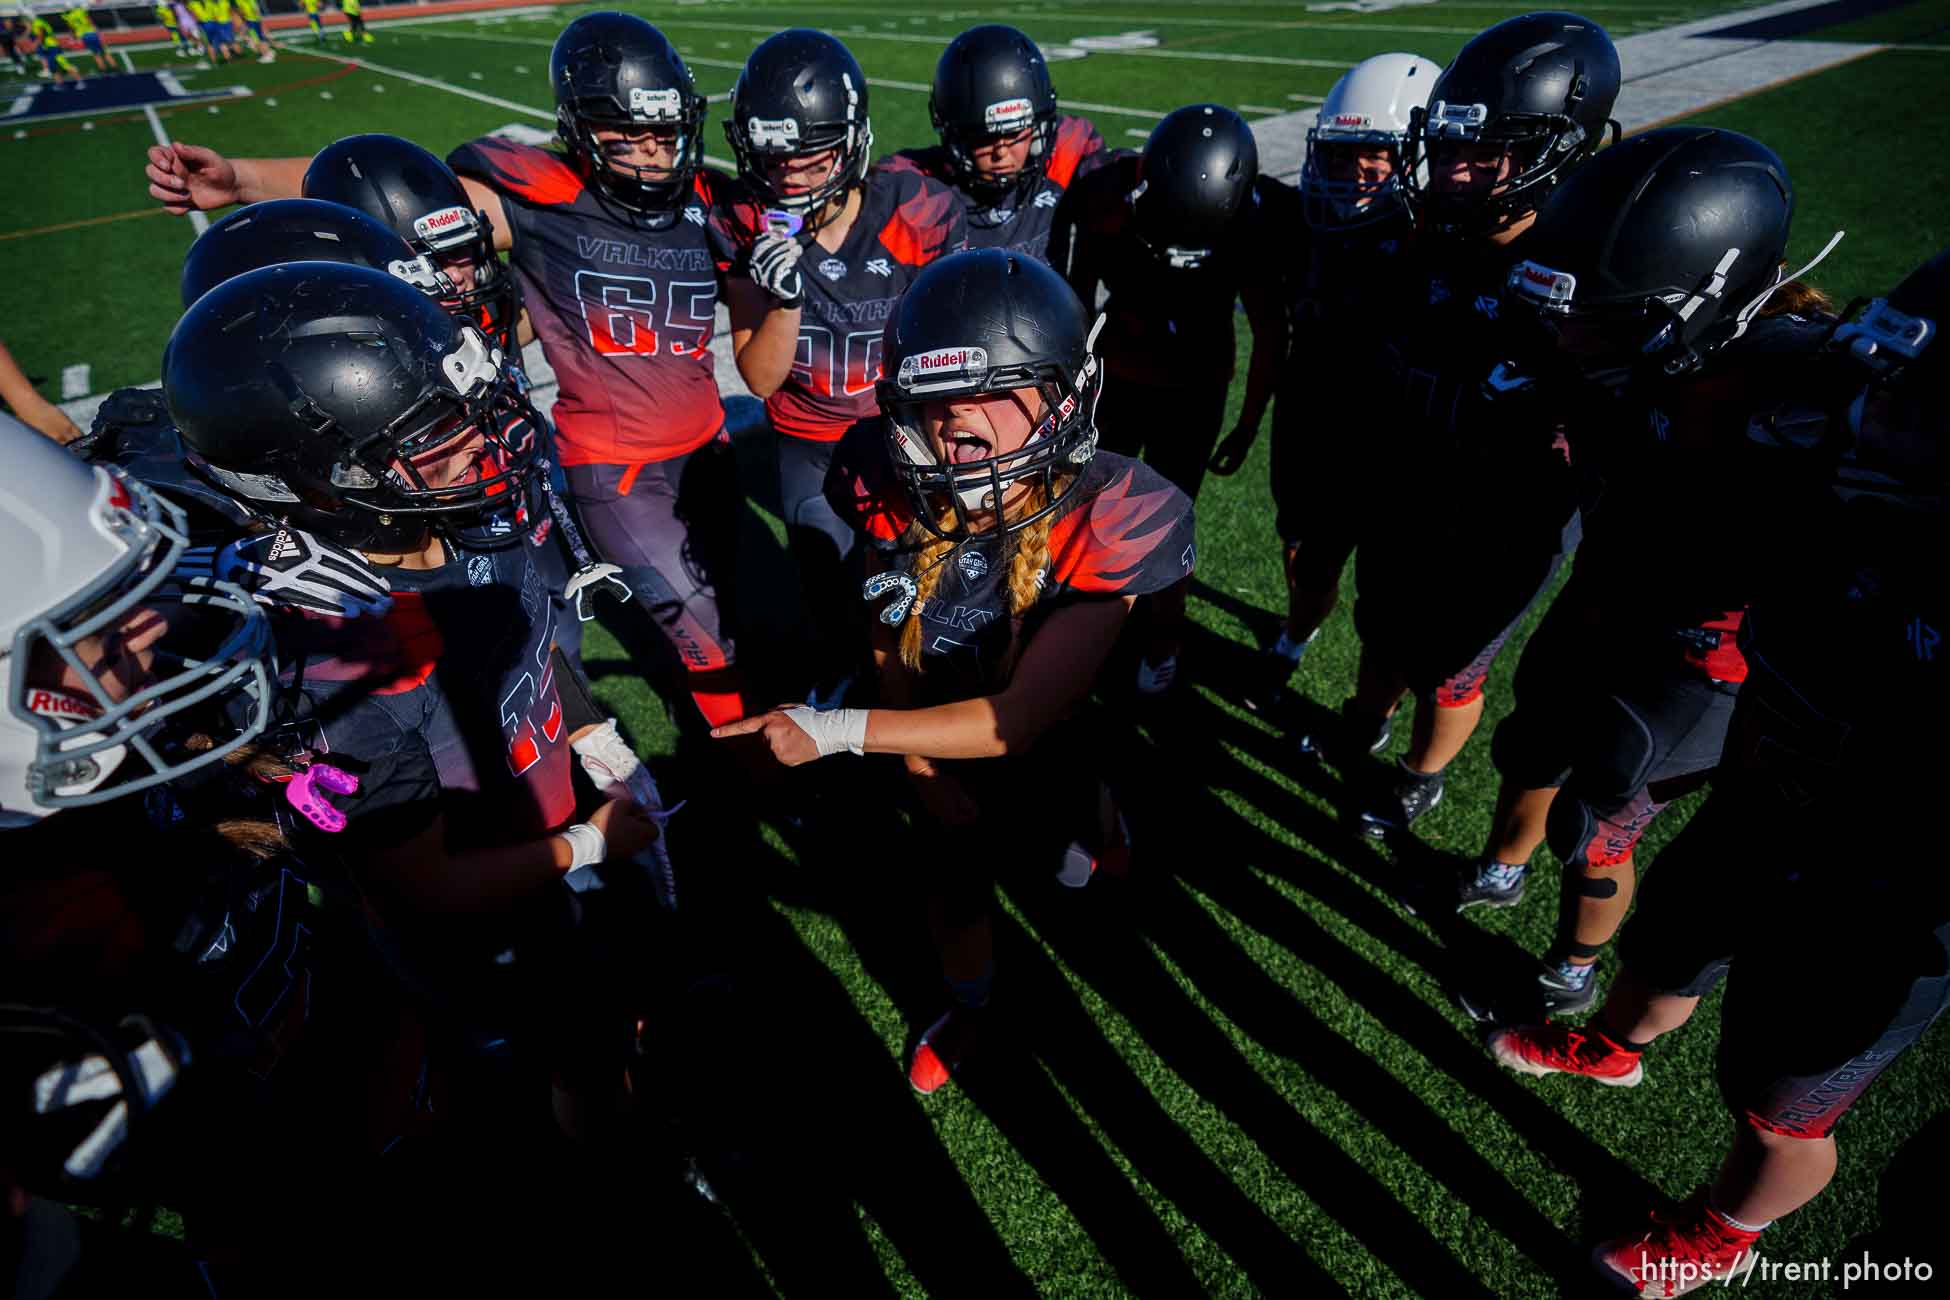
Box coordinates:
[175,527,393,618]
[571,718,684,911]
[748,231,806,309]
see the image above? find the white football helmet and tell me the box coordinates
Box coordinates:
[1302,51,1441,230]
[1,417,274,824]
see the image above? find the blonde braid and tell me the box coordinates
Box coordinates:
[898,528,961,672]
[996,473,1073,681]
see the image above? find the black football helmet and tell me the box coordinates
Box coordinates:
[550,11,706,221]
[1403,11,1620,235]
[164,263,541,553]
[302,133,520,349]
[1132,104,1259,268]
[726,29,873,231]
[929,25,1059,210]
[877,249,1104,541]
[1506,127,1795,379]
[179,197,436,309]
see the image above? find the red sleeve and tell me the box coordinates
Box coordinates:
[1046,461,1195,595]
[1047,115,1107,191]
[698,169,760,274]
[447,137,585,208]
[878,170,965,266]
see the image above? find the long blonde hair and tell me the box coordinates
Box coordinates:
[898,473,1073,677]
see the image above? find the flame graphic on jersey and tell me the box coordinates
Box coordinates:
[879,177,961,266]
[469,138,586,208]
[1047,115,1104,190]
[1047,468,1179,593]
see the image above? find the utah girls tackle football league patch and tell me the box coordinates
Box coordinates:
[957,549,990,581]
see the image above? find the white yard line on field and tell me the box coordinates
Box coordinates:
[407,27,1174,116]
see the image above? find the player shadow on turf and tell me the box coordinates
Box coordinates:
[1086,669,1669,1286]
[608,746,1038,1297]
[760,706,1569,1294]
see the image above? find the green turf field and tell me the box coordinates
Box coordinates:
[7,3,1950,1295]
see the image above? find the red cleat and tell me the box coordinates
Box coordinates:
[1488,1023,1645,1087]
[909,1007,984,1095]
[1591,1189,1763,1296]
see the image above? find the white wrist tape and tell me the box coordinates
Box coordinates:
[558,822,606,870]
[782,706,869,758]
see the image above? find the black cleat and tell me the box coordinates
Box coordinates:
[1455,861,1528,912]
[1537,958,1600,1018]
[1358,761,1443,837]
[1296,711,1393,764]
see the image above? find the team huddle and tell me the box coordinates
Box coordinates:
[2,9,1943,1296]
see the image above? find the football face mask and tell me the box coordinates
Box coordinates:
[317,326,540,521]
[3,469,273,819]
[878,325,1103,542]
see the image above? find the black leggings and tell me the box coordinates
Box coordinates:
[1094,373,1231,502]
[778,425,869,684]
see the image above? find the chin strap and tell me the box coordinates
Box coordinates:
[1730,229,1847,339]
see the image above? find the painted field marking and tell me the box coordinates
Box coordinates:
[60,364,91,399]
[410,27,1174,117]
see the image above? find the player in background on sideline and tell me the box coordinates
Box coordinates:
[1,17,23,73]
[61,6,111,75]
[27,13,81,85]
[301,0,324,45]
[188,0,230,65]
[155,2,190,58]
[236,0,274,62]
[340,0,371,46]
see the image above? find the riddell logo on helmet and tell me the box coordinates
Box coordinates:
[1512,260,1576,307]
[984,97,1034,129]
[413,206,474,249]
[897,346,988,388]
[1332,114,1373,127]
[26,689,102,721]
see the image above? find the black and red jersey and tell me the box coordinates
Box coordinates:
[1551,314,1842,685]
[714,167,966,443]
[880,114,1107,262]
[448,137,732,470]
[274,537,574,849]
[1257,178,1412,371]
[1365,231,1584,546]
[826,429,1195,698]
[1051,151,1279,381]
